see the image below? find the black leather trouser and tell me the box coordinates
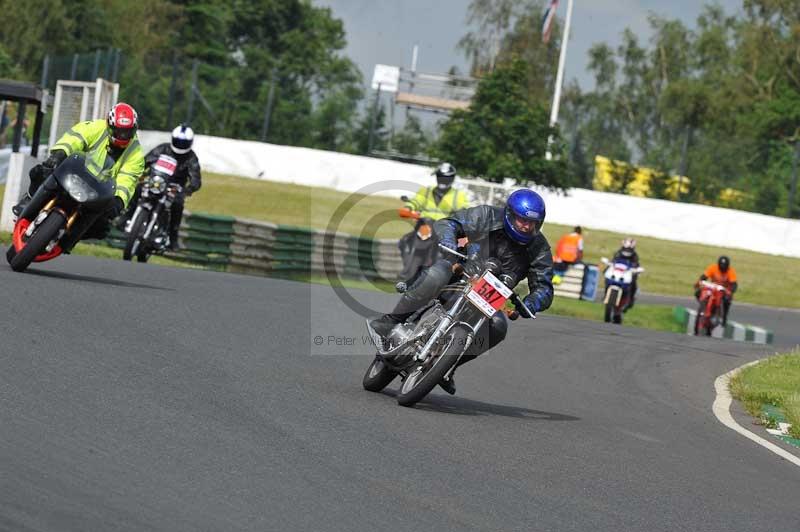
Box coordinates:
[390,259,508,363]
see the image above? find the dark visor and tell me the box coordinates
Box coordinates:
[111,126,135,141]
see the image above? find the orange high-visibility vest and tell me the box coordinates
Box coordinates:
[555,232,583,263]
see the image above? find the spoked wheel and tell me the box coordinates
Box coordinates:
[396,326,468,407]
[123,211,147,261]
[362,356,398,392]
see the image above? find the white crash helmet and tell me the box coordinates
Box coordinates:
[434,162,456,189]
[171,123,194,154]
[622,237,637,250]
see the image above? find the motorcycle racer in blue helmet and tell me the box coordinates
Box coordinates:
[504,188,546,244]
[369,189,554,395]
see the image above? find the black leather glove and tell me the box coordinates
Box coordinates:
[29,151,66,183]
[463,253,484,277]
[107,197,124,219]
[28,163,49,182]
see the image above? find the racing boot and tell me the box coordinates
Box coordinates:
[167,228,180,251]
[368,313,404,340]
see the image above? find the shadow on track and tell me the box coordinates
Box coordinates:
[382,389,579,421]
[23,269,173,291]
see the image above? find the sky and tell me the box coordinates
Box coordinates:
[314,0,744,93]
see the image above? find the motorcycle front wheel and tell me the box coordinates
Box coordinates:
[694,305,704,336]
[9,211,66,272]
[123,210,148,261]
[396,326,467,407]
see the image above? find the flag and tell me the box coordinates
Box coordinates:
[541,0,559,44]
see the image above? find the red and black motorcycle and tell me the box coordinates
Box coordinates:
[6,154,115,272]
[694,280,730,336]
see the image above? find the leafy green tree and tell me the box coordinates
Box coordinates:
[0,0,75,78]
[459,0,560,103]
[433,58,569,188]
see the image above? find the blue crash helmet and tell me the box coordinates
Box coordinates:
[504,189,546,245]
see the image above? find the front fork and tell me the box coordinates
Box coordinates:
[413,295,484,372]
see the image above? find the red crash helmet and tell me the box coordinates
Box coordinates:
[107,102,138,148]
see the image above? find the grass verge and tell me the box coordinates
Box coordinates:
[185,173,800,309]
[730,350,800,438]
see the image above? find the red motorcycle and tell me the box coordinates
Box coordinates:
[694,280,730,336]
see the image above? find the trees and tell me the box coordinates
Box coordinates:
[2,0,363,151]
[434,58,569,188]
[559,2,800,217]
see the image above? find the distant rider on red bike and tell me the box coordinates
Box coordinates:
[695,256,738,325]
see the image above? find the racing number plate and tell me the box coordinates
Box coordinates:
[153,154,178,176]
[466,271,513,317]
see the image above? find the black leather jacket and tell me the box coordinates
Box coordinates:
[433,205,555,311]
[144,143,202,194]
[613,248,639,267]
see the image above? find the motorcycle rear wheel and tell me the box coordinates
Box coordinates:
[9,211,66,272]
[362,356,398,392]
[396,326,467,407]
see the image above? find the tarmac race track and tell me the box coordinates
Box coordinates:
[1,251,797,532]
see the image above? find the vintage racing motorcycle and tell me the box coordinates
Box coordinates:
[363,245,534,407]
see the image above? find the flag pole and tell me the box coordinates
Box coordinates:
[546,0,574,160]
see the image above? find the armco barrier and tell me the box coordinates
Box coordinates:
[106,212,614,300]
[106,212,403,281]
[672,306,774,344]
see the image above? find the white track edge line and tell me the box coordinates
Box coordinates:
[712,360,800,468]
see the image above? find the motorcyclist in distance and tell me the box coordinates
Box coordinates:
[696,255,737,325]
[404,162,470,220]
[119,124,201,250]
[613,237,640,310]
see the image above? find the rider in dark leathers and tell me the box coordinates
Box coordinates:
[371,191,554,394]
[121,124,201,249]
[612,237,640,310]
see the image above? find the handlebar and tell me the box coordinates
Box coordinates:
[398,207,421,220]
[509,292,536,319]
[438,243,467,260]
[699,280,729,292]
